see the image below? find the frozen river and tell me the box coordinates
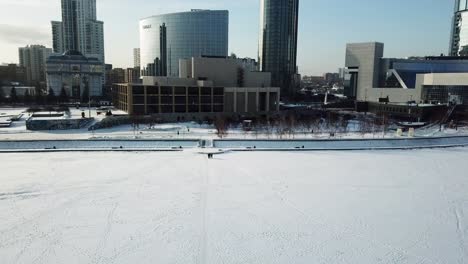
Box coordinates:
[0,149,468,263]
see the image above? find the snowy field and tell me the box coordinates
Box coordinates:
[1,149,468,263]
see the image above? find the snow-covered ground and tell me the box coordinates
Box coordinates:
[1,107,468,141]
[1,149,468,263]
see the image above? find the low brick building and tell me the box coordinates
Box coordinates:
[113,57,280,119]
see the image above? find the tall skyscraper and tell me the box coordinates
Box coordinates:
[450,0,468,56]
[51,0,105,64]
[139,10,228,77]
[259,0,299,97]
[18,45,52,85]
[133,48,141,68]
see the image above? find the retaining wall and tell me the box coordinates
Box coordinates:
[213,136,468,150]
[0,139,200,151]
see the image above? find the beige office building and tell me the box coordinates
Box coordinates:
[113,57,280,118]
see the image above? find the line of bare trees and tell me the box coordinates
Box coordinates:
[211,111,392,138]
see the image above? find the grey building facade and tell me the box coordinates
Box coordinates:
[344,42,384,99]
[46,51,104,98]
[259,0,299,97]
[139,10,229,78]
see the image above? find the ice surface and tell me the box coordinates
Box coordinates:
[0,149,468,263]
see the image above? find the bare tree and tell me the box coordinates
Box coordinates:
[287,115,296,139]
[214,116,228,138]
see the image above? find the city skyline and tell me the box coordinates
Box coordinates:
[0,0,454,75]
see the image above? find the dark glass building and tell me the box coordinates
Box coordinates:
[259,0,299,97]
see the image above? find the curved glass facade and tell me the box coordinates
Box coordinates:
[451,0,468,55]
[259,0,299,96]
[139,10,229,77]
[456,0,468,11]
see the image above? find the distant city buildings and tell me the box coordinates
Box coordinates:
[133,48,141,68]
[125,67,140,84]
[0,64,31,101]
[450,0,468,56]
[18,45,52,85]
[46,51,104,98]
[108,68,126,84]
[302,76,327,86]
[323,73,341,84]
[51,0,105,64]
[139,9,229,78]
[259,0,299,98]
[237,57,259,72]
[344,42,468,105]
[0,64,26,85]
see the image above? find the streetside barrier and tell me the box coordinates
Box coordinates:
[213,136,468,151]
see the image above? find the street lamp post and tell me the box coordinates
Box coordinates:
[82,75,91,118]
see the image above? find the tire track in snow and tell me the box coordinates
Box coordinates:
[238,163,436,264]
[453,207,467,262]
[197,155,209,264]
[91,201,118,264]
[435,157,468,264]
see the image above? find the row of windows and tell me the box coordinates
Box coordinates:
[132,95,224,105]
[132,104,224,115]
[132,86,224,96]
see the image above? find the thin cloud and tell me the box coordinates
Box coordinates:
[1,0,57,7]
[0,24,50,46]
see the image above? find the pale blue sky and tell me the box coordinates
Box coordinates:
[0,0,455,75]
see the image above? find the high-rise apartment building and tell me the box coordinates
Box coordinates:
[51,0,105,64]
[259,0,299,97]
[133,48,141,68]
[18,45,52,85]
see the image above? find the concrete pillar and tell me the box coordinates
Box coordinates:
[198,86,201,113]
[233,90,237,113]
[186,86,189,113]
[244,89,249,113]
[211,86,214,113]
[266,90,270,112]
[158,86,162,114]
[128,84,133,115]
[244,90,248,113]
[172,86,175,113]
[144,86,147,115]
[256,89,260,112]
[276,91,280,111]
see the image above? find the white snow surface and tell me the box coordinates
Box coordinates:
[2,107,468,141]
[1,149,468,263]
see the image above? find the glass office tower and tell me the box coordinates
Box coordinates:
[259,0,299,97]
[450,0,468,56]
[139,10,229,77]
